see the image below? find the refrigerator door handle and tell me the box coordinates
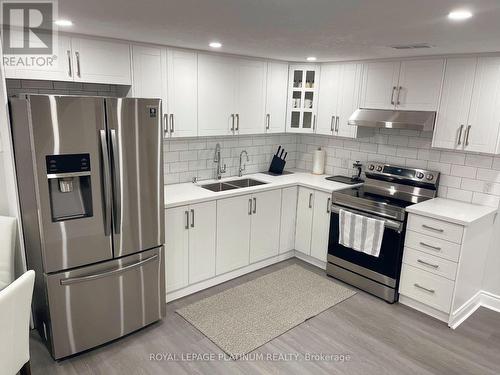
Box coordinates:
[99,130,112,236]
[59,254,159,285]
[110,129,121,234]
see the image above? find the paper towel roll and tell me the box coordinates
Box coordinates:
[312,148,326,175]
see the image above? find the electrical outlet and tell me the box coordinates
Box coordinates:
[484,182,493,193]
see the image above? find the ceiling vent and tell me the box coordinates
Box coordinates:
[390,43,434,50]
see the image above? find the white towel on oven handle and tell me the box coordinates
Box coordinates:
[338,209,385,257]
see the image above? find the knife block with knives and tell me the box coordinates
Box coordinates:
[269,145,287,175]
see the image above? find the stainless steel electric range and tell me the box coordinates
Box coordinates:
[326,162,440,303]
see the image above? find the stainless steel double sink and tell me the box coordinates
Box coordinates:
[201,178,267,192]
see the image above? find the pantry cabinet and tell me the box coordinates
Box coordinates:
[317,63,362,138]
[265,61,289,133]
[432,56,500,154]
[360,59,444,111]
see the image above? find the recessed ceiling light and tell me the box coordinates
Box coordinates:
[55,19,73,27]
[209,42,222,48]
[306,56,317,61]
[448,9,473,21]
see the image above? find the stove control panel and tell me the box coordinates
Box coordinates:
[365,162,439,187]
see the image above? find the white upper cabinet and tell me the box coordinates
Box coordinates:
[265,61,289,133]
[4,35,73,81]
[198,54,237,136]
[166,49,198,138]
[360,61,400,110]
[286,65,320,133]
[317,63,362,138]
[432,58,476,150]
[71,37,132,85]
[432,56,500,154]
[234,58,267,135]
[131,45,167,99]
[360,59,444,111]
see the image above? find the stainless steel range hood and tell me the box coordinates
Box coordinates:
[348,108,436,131]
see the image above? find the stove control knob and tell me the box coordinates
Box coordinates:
[376,166,383,172]
[426,174,434,181]
[416,172,424,179]
[368,164,375,171]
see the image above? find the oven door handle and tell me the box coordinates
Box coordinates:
[330,204,403,232]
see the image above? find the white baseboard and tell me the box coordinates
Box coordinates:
[480,291,500,313]
[449,291,482,329]
[293,251,326,270]
[399,295,449,323]
[166,251,295,302]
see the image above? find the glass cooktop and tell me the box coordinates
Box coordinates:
[334,185,416,209]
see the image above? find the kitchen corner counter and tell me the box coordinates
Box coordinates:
[165,172,360,208]
[406,197,498,226]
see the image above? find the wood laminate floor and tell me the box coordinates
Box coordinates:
[30,259,500,375]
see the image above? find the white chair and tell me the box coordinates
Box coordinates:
[0,216,16,290]
[0,270,35,375]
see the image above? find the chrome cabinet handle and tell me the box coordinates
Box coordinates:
[190,209,194,228]
[326,197,331,213]
[396,86,402,105]
[417,259,439,269]
[253,197,257,214]
[414,283,435,294]
[465,125,471,146]
[185,211,189,229]
[60,254,158,286]
[266,114,270,130]
[170,114,174,134]
[99,130,112,236]
[390,86,397,105]
[110,129,121,234]
[308,192,313,209]
[457,124,464,145]
[67,50,72,77]
[330,115,335,132]
[231,114,235,133]
[335,116,340,132]
[235,114,239,131]
[163,114,169,136]
[422,224,444,233]
[248,199,252,215]
[75,51,81,78]
[419,242,442,251]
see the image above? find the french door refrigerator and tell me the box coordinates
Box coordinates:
[9,94,165,359]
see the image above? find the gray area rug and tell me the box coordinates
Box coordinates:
[176,264,356,358]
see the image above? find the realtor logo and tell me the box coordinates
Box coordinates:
[1,0,55,54]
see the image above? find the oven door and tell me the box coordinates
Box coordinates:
[328,205,406,287]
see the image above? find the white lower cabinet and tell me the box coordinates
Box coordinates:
[250,190,282,263]
[216,195,252,274]
[279,187,298,253]
[165,201,216,292]
[295,187,331,262]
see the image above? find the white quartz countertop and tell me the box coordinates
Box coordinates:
[165,171,361,208]
[406,197,498,226]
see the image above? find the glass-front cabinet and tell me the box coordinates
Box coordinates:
[286,65,320,133]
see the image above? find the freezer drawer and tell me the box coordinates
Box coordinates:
[46,247,165,359]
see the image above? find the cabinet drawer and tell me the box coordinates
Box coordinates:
[403,247,457,281]
[399,264,454,313]
[404,230,461,262]
[407,214,464,244]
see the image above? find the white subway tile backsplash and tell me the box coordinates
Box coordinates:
[450,164,477,178]
[440,151,465,165]
[446,188,473,203]
[465,154,493,168]
[472,192,500,208]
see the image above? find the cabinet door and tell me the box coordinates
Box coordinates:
[310,191,331,262]
[279,187,298,253]
[265,61,289,133]
[432,58,476,150]
[360,61,400,110]
[336,63,363,138]
[295,187,314,255]
[397,59,444,111]
[71,37,132,85]
[235,58,267,135]
[464,57,500,154]
[131,45,167,100]
[188,201,216,284]
[316,63,341,135]
[4,35,73,81]
[167,49,198,138]
[216,195,251,274]
[165,207,189,292]
[198,54,236,136]
[250,190,281,263]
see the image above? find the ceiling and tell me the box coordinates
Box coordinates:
[59,0,500,62]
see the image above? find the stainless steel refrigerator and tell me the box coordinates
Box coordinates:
[9,94,165,359]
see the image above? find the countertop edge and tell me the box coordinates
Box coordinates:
[405,203,498,226]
